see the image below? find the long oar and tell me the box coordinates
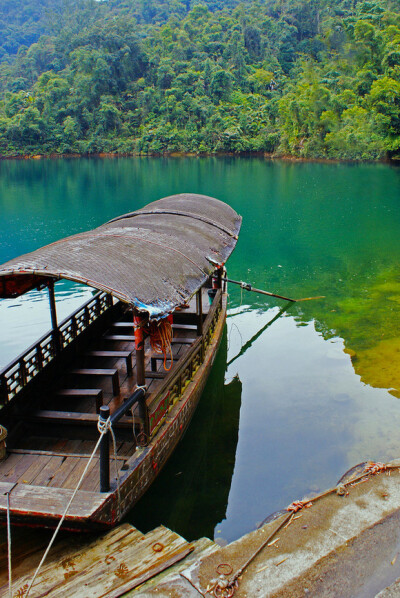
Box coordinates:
[220,277,325,303]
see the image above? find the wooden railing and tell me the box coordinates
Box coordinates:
[0,292,113,407]
[147,288,223,436]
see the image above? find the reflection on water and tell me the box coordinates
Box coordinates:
[1,157,400,542]
[221,306,400,542]
[129,330,242,542]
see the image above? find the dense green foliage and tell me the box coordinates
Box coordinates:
[0,0,399,159]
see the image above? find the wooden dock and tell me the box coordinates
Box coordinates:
[5,460,400,596]
[0,522,217,597]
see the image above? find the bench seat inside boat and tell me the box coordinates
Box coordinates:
[0,290,209,495]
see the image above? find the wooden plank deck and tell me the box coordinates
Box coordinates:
[0,484,106,518]
[2,523,194,598]
[0,287,211,518]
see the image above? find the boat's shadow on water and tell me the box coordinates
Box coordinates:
[128,327,243,542]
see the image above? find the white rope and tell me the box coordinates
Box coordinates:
[25,417,111,597]
[6,491,12,598]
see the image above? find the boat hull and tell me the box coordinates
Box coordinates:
[0,295,227,531]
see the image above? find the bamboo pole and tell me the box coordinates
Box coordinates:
[220,277,325,303]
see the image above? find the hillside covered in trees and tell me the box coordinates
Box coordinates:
[0,0,399,159]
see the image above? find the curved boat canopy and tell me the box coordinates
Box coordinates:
[0,194,241,318]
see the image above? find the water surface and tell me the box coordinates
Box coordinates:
[1,157,400,543]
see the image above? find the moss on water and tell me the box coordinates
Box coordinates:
[352,337,400,397]
[333,271,400,393]
[295,268,400,394]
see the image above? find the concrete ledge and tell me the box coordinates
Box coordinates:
[131,462,400,597]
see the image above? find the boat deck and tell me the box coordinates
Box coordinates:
[0,292,210,496]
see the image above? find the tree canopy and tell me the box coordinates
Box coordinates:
[0,0,399,159]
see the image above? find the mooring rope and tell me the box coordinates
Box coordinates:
[206,460,398,597]
[6,491,12,598]
[24,415,114,597]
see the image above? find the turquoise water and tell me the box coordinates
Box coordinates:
[1,157,400,542]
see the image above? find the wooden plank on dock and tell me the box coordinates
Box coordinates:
[6,524,193,598]
[0,524,137,591]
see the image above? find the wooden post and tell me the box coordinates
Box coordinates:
[196,288,203,337]
[19,359,27,387]
[99,405,110,492]
[213,267,222,289]
[48,280,60,352]
[0,375,7,406]
[216,267,223,289]
[134,316,145,387]
[134,314,149,441]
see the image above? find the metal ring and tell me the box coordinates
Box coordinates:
[137,431,147,446]
[152,542,164,552]
[216,563,233,576]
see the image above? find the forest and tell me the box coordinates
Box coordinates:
[0,0,399,160]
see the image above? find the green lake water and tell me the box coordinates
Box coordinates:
[1,157,400,543]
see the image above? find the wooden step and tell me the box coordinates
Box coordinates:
[57,389,103,413]
[103,334,135,342]
[104,335,195,346]
[4,524,193,598]
[113,322,195,330]
[171,337,196,344]
[86,350,133,377]
[70,368,120,396]
[26,410,136,428]
[136,536,219,594]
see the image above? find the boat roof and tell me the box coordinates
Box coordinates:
[0,194,241,318]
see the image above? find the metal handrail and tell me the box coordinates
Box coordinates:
[99,387,146,492]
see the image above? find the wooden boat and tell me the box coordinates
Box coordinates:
[0,194,241,530]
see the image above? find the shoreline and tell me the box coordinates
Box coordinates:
[0,150,399,165]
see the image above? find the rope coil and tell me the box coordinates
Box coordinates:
[148,319,173,371]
